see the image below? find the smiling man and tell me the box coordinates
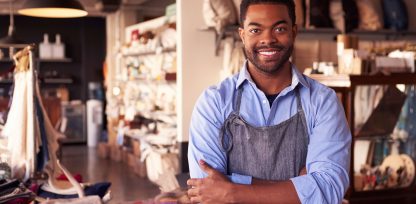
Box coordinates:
[187,0,351,203]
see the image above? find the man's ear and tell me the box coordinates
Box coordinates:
[238,27,245,44]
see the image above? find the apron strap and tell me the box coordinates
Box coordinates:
[295,87,302,112]
[219,87,244,152]
[235,87,244,114]
[295,87,310,144]
[219,117,234,152]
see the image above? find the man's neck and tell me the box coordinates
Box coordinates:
[247,62,292,95]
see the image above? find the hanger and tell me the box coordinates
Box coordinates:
[12,44,35,72]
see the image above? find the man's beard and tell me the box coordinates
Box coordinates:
[244,43,293,74]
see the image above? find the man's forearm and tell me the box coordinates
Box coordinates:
[229,180,301,204]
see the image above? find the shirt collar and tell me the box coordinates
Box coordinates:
[236,60,310,89]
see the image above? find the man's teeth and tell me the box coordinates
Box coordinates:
[259,51,277,56]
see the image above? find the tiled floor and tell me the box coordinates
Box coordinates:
[60,145,160,203]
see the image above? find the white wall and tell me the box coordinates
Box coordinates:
[177,0,223,142]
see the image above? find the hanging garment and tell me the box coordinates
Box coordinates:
[202,0,238,33]
[397,85,416,159]
[330,0,359,33]
[329,0,345,33]
[35,97,50,172]
[1,47,83,198]
[354,86,384,130]
[232,0,242,19]
[35,95,83,197]
[221,41,245,80]
[220,87,308,180]
[2,47,37,180]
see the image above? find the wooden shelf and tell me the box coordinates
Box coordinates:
[0,78,73,85]
[298,28,416,36]
[0,59,13,63]
[122,47,176,57]
[42,78,73,84]
[209,25,416,55]
[349,74,416,86]
[1,58,73,63]
[37,58,72,63]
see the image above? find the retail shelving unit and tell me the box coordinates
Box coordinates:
[310,73,416,204]
[104,15,180,176]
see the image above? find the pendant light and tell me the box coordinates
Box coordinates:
[0,0,27,48]
[18,0,88,18]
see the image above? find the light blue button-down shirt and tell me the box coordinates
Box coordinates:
[188,62,351,203]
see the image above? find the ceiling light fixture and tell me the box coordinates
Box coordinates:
[18,0,88,18]
[0,0,27,48]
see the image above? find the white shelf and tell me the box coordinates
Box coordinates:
[122,47,176,57]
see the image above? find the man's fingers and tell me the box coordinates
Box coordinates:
[187,178,201,186]
[199,159,215,175]
[190,196,202,203]
[187,187,199,197]
[299,167,307,176]
[188,188,202,204]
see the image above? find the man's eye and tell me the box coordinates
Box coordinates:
[275,27,287,33]
[249,29,260,34]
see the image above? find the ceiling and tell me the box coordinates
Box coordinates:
[0,0,175,16]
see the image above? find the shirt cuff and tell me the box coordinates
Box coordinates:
[290,175,317,202]
[228,173,252,184]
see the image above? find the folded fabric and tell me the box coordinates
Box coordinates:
[39,195,102,204]
[0,179,20,193]
[0,187,34,203]
[4,196,33,204]
[37,182,111,199]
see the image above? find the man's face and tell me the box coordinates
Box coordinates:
[239,4,297,74]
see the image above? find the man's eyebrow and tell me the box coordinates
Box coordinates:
[247,20,288,27]
[272,20,289,27]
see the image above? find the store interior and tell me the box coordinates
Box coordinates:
[0,0,416,203]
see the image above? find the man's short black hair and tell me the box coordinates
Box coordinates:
[240,0,296,27]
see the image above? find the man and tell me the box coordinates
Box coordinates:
[187,0,351,203]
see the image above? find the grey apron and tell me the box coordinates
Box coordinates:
[220,87,309,180]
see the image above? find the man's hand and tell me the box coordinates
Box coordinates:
[187,160,234,203]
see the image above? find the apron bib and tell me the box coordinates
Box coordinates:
[220,87,309,180]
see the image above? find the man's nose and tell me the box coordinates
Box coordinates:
[260,31,277,45]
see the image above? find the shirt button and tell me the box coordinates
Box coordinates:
[262,100,267,104]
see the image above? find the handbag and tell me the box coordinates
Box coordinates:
[341,0,359,32]
[305,0,333,28]
[356,0,383,31]
[382,0,408,30]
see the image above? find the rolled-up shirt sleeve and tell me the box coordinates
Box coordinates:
[291,88,351,204]
[188,86,252,184]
